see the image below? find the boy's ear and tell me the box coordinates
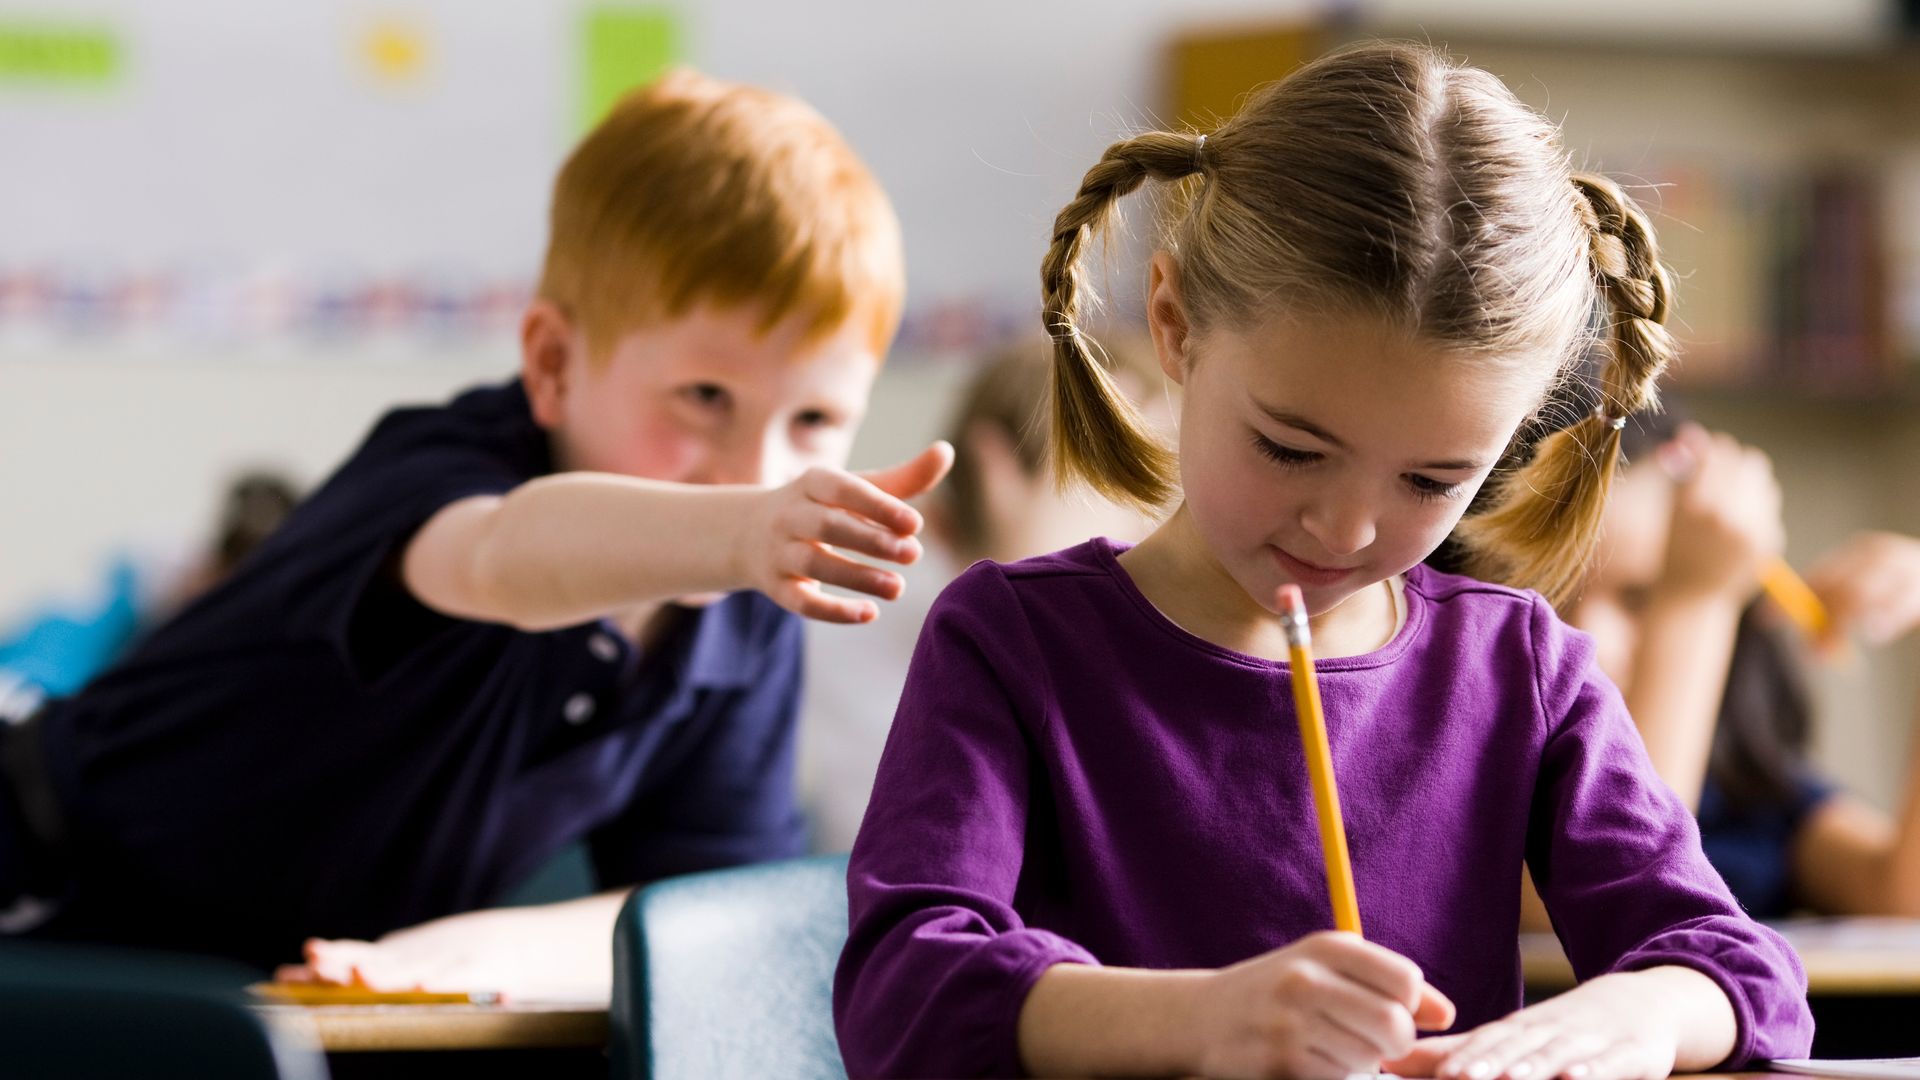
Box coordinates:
[520,300,580,429]
[1145,252,1192,387]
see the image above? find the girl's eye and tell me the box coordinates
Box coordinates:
[1405,474,1466,502]
[681,384,730,410]
[795,408,838,430]
[1250,433,1320,467]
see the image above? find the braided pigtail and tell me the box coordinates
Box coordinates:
[1041,132,1204,510]
[1458,172,1678,607]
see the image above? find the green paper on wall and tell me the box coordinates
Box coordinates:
[579,6,680,132]
[0,20,121,87]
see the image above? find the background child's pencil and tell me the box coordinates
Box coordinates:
[1760,557,1831,640]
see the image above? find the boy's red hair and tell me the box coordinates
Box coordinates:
[538,70,904,361]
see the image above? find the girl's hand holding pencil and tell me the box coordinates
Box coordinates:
[1191,931,1455,1079]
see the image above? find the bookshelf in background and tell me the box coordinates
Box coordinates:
[1163,23,1920,403]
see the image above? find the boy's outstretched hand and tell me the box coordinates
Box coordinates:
[737,441,954,624]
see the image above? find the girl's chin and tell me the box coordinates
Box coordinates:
[673,591,729,608]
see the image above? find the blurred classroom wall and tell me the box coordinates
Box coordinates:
[3,0,1916,803]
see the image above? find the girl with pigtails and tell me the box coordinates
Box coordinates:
[833,41,1813,1080]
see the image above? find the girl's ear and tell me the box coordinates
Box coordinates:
[1145,252,1192,386]
[520,300,581,429]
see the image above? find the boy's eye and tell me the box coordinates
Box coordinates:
[1250,433,1320,467]
[1405,474,1466,502]
[680,384,730,410]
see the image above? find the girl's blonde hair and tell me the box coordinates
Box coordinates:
[1041,41,1675,607]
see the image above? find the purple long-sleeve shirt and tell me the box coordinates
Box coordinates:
[834,539,1813,1078]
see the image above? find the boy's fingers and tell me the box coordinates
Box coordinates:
[775,579,878,625]
[858,441,955,504]
[813,504,923,565]
[784,543,905,602]
[306,940,378,986]
[804,467,922,536]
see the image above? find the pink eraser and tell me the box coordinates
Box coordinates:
[1276,583,1305,614]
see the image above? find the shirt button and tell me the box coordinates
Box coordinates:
[588,633,620,662]
[562,693,596,725]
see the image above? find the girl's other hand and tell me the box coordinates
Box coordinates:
[1653,425,1783,605]
[1384,968,1726,1080]
[1806,531,1920,647]
[1190,930,1455,1080]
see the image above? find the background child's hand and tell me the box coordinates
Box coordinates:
[1385,972,1693,1080]
[737,441,954,623]
[1189,930,1455,1080]
[1653,424,1783,604]
[1806,531,1920,648]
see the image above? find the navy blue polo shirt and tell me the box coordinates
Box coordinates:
[31,380,806,969]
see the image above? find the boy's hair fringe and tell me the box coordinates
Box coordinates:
[539,69,904,362]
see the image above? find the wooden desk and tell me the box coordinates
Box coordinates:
[255,1000,609,1080]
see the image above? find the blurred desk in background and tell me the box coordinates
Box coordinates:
[1524,918,1920,1058]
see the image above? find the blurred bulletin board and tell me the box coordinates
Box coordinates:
[1166,22,1322,133]
[0,3,677,349]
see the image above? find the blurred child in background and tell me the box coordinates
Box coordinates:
[0,470,300,706]
[1571,414,1920,918]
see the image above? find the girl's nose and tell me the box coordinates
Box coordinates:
[1300,499,1376,558]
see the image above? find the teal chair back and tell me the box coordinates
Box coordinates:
[0,940,329,1080]
[611,854,850,1080]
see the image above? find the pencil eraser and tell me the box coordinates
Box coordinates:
[1276,583,1305,614]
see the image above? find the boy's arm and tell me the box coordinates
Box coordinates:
[401,444,951,631]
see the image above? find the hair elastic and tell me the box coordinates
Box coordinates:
[1192,134,1207,172]
[1592,403,1627,431]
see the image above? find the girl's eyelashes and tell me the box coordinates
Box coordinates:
[1405,473,1467,503]
[1250,430,1468,503]
[1249,432,1320,467]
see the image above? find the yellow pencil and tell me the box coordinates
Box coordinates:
[1277,584,1363,936]
[1760,557,1830,640]
[249,982,496,1006]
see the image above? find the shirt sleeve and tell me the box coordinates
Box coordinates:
[1524,597,1814,1067]
[833,564,1098,1079]
[272,398,540,686]
[588,608,809,885]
